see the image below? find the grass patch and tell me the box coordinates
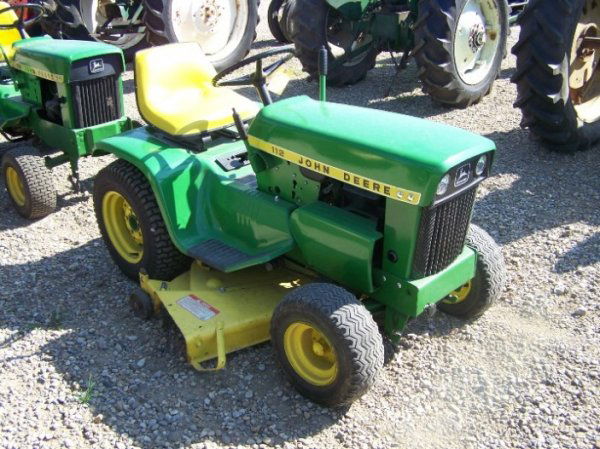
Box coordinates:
[78,374,96,404]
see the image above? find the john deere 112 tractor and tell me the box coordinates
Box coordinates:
[512,0,599,152]
[268,0,510,108]
[91,40,506,405]
[0,2,133,219]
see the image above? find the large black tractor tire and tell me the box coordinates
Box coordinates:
[1,146,56,220]
[413,0,509,107]
[93,159,191,281]
[437,224,506,319]
[271,283,384,407]
[285,0,378,86]
[52,0,149,61]
[512,0,600,152]
[143,0,259,72]
[268,0,290,44]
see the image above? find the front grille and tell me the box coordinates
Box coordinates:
[412,188,477,278]
[71,75,121,128]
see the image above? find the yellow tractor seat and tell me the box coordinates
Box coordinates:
[135,43,260,136]
[0,2,22,61]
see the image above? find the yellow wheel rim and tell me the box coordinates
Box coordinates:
[283,322,338,386]
[5,166,26,207]
[102,191,144,264]
[443,281,472,305]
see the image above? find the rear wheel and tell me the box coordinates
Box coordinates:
[93,159,191,281]
[512,0,600,152]
[54,0,149,61]
[286,0,378,86]
[267,0,289,43]
[437,224,506,319]
[143,0,259,71]
[271,283,384,407]
[414,0,509,107]
[1,146,56,219]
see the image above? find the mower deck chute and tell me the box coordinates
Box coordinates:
[140,262,311,370]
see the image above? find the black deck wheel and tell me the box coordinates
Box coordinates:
[271,283,384,407]
[437,224,507,319]
[129,288,154,320]
[1,145,56,219]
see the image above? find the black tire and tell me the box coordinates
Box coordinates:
[437,224,506,319]
[413,0,509,107]
[271,283,384,407]
[143,0,259,72]
[93,159,191,281]
[286,0,378,86]
[1,146,56,219]
[129,288,154,320]
[511,0,600,152]
[268,0,290,43]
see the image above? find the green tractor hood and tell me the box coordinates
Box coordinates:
[248,96,495,205]
[11,37,124,83]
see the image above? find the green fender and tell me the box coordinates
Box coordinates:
[94,127,296,267]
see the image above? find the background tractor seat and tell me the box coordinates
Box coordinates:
[135,43,259,136]
[0,2,21,61]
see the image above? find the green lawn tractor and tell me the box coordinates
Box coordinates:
[268,0,510,108]
[92,41,507,406]
[0,2,134,219]
[512,0,600,152]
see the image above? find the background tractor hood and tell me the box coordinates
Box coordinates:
[12,37,124,83]
[248,96,496,199]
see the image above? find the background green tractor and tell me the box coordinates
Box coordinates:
[0,2,133,219]
[512,0,600,152]
[267,0,510,108]
[15,0,260,69]
[91,43,506,406]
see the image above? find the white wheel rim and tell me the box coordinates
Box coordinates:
[453,0,501,86]
[569,1,600,124]
[169,0,249,60]
[80,0,146,49]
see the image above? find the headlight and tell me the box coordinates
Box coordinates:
[475,155,487,176]
[436,174,450,196]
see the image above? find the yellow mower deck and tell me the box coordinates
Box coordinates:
[140,262,311,370]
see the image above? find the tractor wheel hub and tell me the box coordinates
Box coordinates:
[469,24,487,52]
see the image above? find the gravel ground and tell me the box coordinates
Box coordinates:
[1,5,599,449]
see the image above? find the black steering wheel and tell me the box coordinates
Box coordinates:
[0,3,45,36]
[212,45,295,105]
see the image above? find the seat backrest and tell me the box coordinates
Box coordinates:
[135,43,217,119]
[0,2,22,61]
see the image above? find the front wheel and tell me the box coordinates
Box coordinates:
[1,146,56,219]
[143,0,259,72]
[414,0,509,107]
[271,283,384,407]
[93,160,191,281]
[437,224,506,319]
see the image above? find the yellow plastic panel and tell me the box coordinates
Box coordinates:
[0,2,21,61]
[141,262,311,370]
[134,43,259,135]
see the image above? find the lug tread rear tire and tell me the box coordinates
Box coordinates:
[511,0,597,152]
[268,0,290,43]
[438,224,506,319]
[271,283,384,407]
[1,146,56,219]
[413,0,509,108]
[94,159,191,281]
[285,0,378,86]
